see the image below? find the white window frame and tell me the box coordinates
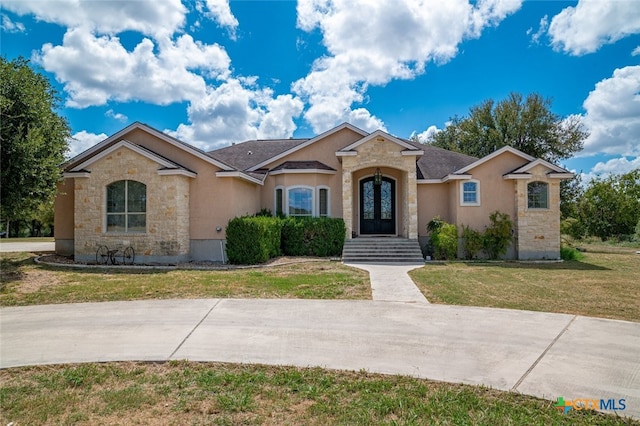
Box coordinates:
[460,179,480,206]
[317,186,330,217]
[274,185,284,216]
[286,185,315,217]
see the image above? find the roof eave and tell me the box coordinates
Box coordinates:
[215,171,264,185]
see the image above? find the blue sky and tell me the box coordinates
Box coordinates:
[2,0,639,179]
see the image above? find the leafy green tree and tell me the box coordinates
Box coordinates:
[1,57,70,236]
[560,173,584,220]
[427,93,588,163]
[578,170,640,240]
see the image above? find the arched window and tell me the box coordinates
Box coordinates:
[527,181,548,209]
[106,180,146,233]
[287,186,314,217]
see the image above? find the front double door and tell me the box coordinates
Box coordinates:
[359,176,396,235]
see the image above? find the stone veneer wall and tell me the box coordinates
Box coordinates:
[341,138,418,239]
[515,165,561,260]
[74,147,190,263]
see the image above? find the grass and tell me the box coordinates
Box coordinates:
[1,361,637,426]
[409,244,640,322]
[0,253,370,306]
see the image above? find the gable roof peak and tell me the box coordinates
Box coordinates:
[64,121,234,172]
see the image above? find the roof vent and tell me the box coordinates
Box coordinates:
[247,150,253,155]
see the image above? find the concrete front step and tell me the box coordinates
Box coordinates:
[342,237,425,263]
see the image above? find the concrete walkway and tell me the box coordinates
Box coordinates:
[347,262,428,304]
[1,299,639,419]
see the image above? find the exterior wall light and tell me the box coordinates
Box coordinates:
[374,168,382,185]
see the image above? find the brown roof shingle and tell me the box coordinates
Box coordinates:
[403,139,478,180]
[209,138,309,171]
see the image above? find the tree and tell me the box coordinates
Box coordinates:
[427,93,588,163]
[578,170,640,240]
[1,57,70,236]
[560,173,584,220]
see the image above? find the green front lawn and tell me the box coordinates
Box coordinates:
[1,362,636,426]
[409,246,640,322]
[0,253,370,306]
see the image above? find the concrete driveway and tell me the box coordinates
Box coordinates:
[0,241,55,253]
[1,299,639,419]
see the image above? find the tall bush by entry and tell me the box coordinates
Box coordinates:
[427,216,458,260]
[483,211,513,259]
[461,225,484,260]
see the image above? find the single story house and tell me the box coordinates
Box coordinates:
[55,121,573,263]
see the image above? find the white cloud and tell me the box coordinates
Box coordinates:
[294,0,522,133]
[410,125,441,142]
[581,156,640,183]
[67,130,108,158]
[3,0,187,40]
[632,46,640,56]
[579,65,640,158]
[548,0,640,55]
[1,13,26,33]
[169,79,304,150]
[105,109,127,122]
[203,0,239,39]
[13,0,302,148]
[527,15,548,45]
[35,28,231,107]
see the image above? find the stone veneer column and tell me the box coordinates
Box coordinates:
[515,165,561,260]
[342,168,353,239]
[405,160,418,239]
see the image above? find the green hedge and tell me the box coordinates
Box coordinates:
[226,216,345,264]
[226,216,282,264]
[281,217,346,257]
[427,216,458,260]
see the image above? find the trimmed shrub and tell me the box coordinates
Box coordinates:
[226,216,282,264]
[310,217,346,257]
[483,211,513,259]
[281,218,306,256]
[427,216,458,260]
[461,225,484,260]
[281,217,346,257]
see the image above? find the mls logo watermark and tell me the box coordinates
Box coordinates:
[554,396,626,414]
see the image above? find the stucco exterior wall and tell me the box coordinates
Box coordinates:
[54,179,75,255]
[73,146,190,263]
[515,164,562,260]
[258,127,363,218]
[455,152,524,230]
[416,183,450,236]
[262,173,336,217]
